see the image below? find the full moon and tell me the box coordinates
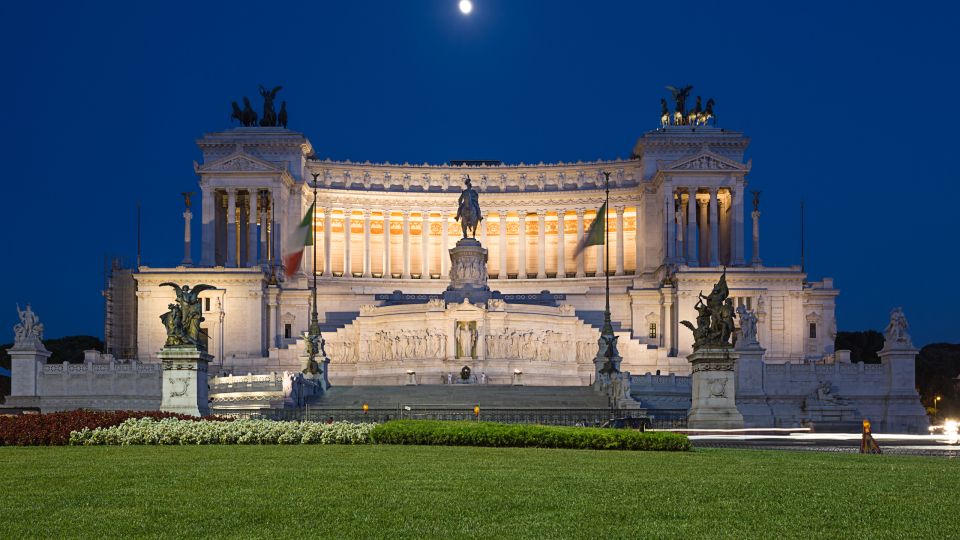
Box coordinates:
[459,0,473,15]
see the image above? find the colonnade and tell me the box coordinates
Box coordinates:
[666,186,745,267]
[207,188,276,268]
[310,206,640,279]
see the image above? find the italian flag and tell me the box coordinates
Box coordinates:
[573,201,606,258]
[283,202,315,277]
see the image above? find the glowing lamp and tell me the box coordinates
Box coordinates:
[473,405,480,416]
[362,403,369,413]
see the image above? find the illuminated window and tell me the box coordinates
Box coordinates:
[809,323,817,339]
[649,323,657,339]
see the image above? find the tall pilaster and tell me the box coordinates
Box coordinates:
[686,190,698,266]
[536,210,547,279]
[614,205,624,276]
[323,207,332,277]
[575,208,586,278]
[362,210,372,277]
[343,210,352,277]
[401,210,411,279]
[517,212,528,279]
[557,210,566,278]
[498,212,507,279]
[383,212,392,277]
[440,211,449,279]
[709,188,720,267]
[752,208,762,267]
[719,196,729,266]
[481,211,490,279]
[421,211,430,278]
[225,189,237,267]
[271,187,282,269]
[200,188,214,267]
[182,208,193,266]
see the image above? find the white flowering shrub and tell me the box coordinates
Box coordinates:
[69,418,377,446]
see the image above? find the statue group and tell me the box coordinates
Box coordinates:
[230,85,288,128]
[680,270,737,350]
[159,283,216,351]
[661,85,716,127]
[13,304,43,349]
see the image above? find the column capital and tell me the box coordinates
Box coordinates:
[697,197,708,208]
[709,186,720,195]
[536,209,547,217]
[614,205,625,214]
[361,209,372,218]
[400,209,411,218]
[518,212,527,221]
[575,208,586,217]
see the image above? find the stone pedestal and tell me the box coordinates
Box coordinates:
[444,238,491,305]
[9,345,52,397]
[688,347,744,429]
[878,345,929,432]
[734,344,774,427]
[158,347,213,417]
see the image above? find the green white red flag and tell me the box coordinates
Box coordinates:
[573,202,606,258]
[283,202,315,277]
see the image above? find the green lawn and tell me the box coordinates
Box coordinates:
[1,446,956,538]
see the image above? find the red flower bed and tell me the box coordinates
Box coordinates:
[0,410,227,446]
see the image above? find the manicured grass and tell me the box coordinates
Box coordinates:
[1,445,956,538]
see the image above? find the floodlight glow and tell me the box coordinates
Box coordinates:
[459,0,473,15]
[945,419,959,444]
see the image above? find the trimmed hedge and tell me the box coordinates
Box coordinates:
[370,420,691,451]
[0,410,221,446]
[70,418,376,446]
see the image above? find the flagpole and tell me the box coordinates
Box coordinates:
[602,171,612,336]
[310,173,320,337]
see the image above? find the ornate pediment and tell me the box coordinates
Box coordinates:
[661,150,750,173]
[197,152,282,174]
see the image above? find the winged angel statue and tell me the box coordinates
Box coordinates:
[159,283,216,350]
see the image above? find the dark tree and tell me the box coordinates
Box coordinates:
[835,330,884,363]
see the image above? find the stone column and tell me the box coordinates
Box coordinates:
[498,211,508,279]
[686,190,698,266]
[481,212,490,279]
[697,197,709,266]
[718,197,729,266]
[709,188,720,267]
[536,210,547,279]
[665,188,676,262]
[182,208,193,266]
[635,202,644,275]
[259,191,269,265]
[557,210,566,278]
[517,212,527,279]
[575,208,586,278]
[245,192,257,267]
[225,189,236,267]
[401,210,411,279]
[751,208,762,267]
[421,211,430,278]
[343,210,352,277]
[319,207,331,277]
[440,211,449,279]
[383,212,392,277]
[733,187,746,266]
[200,188,214,266]
[271,187,282,268]
[362,210,372,277]
[615,206,625,276]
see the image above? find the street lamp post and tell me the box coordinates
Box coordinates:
[934,395,942,415]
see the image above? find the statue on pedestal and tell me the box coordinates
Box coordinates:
[455,176,482,238]
[159,283,216,351]
[13,304,44,349]
[735,304,760,348]
[884,307,913,348]
[680,270,736,350]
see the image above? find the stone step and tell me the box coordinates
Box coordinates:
[306,384,612,409]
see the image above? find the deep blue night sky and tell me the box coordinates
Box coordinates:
[1,1,956,346]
